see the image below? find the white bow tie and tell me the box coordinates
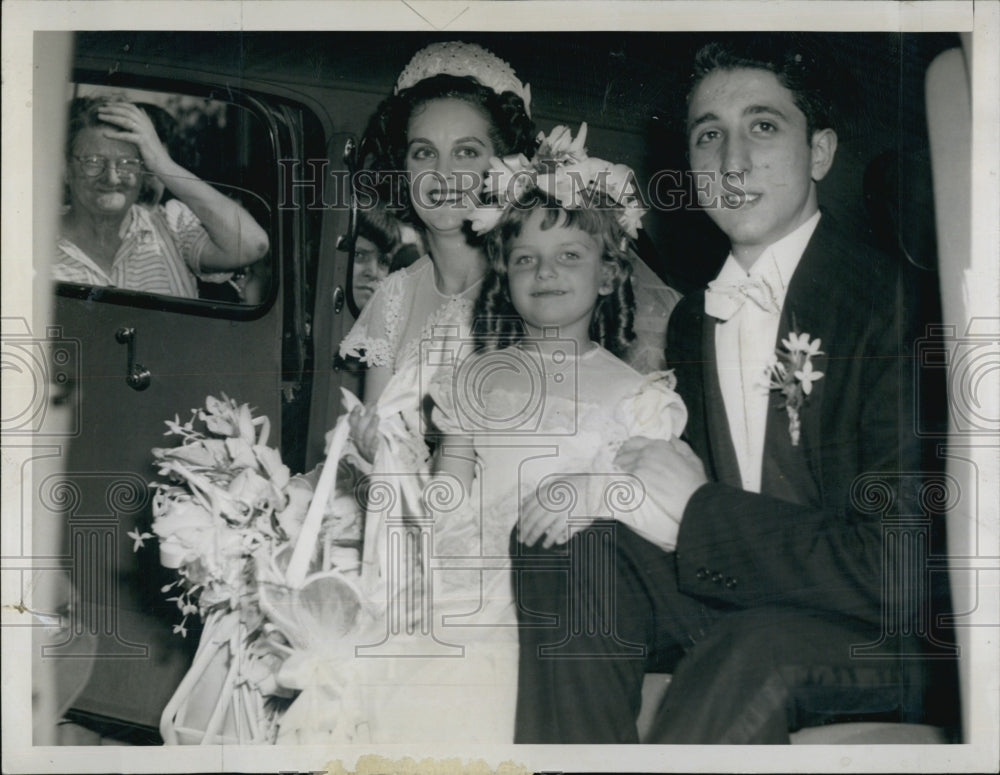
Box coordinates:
[704,275,782,321]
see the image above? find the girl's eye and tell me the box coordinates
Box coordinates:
[455,146,480,159]
[561,251,580,261]
[512,254,534,266]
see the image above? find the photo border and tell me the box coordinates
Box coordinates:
[3,2,996,773]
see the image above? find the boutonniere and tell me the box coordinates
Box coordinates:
[763,331,824,446]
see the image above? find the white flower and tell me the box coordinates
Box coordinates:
[617,204,646,239]
[538,122,588,163]
[255,444,290,490]
[574,157,612,189]
[152,497,215,539]
[794,360,825,395]
[153,438,228,471]
[782,332,823,356]
[200,395,239,435]
[227,468,283,515]
[602,163,639,203]
[127,529,154,551]
[767,329,825,445]
[468,205,505,235]
[484,154,533,203]
[538,168,572,206]
[225,436,258,470]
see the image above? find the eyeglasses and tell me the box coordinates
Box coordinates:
[73,155,144,178]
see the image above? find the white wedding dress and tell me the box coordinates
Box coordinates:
[273,254,685,744]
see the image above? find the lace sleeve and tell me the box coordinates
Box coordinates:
[338,268,407,368]
[614,370,688,442]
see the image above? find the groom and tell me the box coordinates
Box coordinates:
[512,37,952,743]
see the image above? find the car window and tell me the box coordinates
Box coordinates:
[54,83,276,314]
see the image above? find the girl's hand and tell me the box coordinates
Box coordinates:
[517,482,593,549]
[96,102,173,175]
[349,405,380,464]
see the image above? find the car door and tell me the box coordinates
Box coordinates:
[47,67,323,738]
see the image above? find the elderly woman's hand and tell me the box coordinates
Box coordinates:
[97,102,173,177]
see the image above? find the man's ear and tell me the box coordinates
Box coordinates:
[810,128,838,182]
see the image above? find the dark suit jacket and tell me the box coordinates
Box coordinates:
[667,214,934,631]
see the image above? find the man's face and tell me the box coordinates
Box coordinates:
[687,67,835,267]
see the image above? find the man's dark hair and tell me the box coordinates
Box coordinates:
[689,36,836,140]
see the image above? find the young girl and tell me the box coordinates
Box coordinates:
[419,136,688,741]
[431,132,688,559]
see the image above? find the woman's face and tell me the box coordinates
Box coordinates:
[67,126,143,219]
[352,235,390,309]
[405,98,496,234]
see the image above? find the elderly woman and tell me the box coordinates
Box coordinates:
[54,98,269,297]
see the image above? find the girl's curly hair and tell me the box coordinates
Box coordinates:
[472,191,636,358]
[360,74,537,226]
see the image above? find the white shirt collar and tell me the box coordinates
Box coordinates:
[714,210,822,305]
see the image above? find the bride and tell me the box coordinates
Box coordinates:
[277,41,538,744]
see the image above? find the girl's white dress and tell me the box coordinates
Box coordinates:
[279,328,687,742]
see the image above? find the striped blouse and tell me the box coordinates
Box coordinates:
[53,200,213,297]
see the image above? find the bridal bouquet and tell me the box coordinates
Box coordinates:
[141,394,367,744]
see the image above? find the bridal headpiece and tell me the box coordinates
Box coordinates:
[395,41,532,116]
[469,122,647,240]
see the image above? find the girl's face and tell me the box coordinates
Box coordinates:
[405,98,496,234]
[506,209,614,347]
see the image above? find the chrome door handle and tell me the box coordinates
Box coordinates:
[115,327,152,391]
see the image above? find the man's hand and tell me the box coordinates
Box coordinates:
[615,436,708,528]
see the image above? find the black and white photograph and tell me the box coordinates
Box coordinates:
[2,2,997,773]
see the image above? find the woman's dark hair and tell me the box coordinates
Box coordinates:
[472,191,636,358]
[356,205,401,256]
[361,73,537,226]
[688,36,836,140]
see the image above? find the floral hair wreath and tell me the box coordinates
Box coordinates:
[469,123,648,242]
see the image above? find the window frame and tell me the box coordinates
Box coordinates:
[54,69,287,322]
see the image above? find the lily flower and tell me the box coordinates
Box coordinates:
[617,204,646,239]
[538,123,588,164]
[468,206,504,235]
[484,154,533,203]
